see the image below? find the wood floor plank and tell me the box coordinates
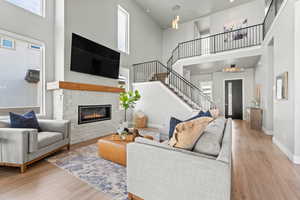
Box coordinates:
[1,120,300,200]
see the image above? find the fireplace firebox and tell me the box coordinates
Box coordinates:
[78,105,111,124]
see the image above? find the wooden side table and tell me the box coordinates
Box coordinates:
[249,107,263,130]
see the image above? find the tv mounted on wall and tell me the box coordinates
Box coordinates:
[71,33,120,79]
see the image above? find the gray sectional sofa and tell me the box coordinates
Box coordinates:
[0,119,71,172]
[127,118,232,200]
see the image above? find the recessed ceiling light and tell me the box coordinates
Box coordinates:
[230,0,235,2]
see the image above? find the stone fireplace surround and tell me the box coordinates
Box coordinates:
[47,81,124,144]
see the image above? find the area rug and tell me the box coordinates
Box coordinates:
[47,144,128,200]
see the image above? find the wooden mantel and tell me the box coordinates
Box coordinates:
[47,81,125,93]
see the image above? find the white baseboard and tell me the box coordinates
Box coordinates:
[293,155,300,164]
[272,137,292,160]
[262,127,273,136]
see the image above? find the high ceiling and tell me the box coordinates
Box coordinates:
[134,0,255,28]
[184,55,260,74]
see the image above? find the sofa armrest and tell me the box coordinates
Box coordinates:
[0,128,36,164]
[127,143,231,200]
[38,120,71,140]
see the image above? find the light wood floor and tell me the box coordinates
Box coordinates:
[1,120,300,200]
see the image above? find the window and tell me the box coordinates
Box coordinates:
[200,81,213,98]
[1,38,15,49]
[118,5,130,54]
[0,30,45,116]
[28,43,42,50]
[6,0,44,16]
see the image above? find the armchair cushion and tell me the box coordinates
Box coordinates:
[38,132,63,149]
[38,120,70,139]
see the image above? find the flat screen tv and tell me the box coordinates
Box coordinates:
[71,33,120,79]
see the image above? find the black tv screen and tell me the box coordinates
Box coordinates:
[71,33,120,79]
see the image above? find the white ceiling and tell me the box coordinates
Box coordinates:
[184,55,261,74]
[134,0,255,28]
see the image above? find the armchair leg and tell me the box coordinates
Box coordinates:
[20,164,27,173]
[128,193,133,200]
[128,193,143,200]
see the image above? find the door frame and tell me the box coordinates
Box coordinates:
[223,78,245,120]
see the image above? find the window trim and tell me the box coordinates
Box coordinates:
[118,5,130,54]
[0,29,46,117]
[5,0,45,18]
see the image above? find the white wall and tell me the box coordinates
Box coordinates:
[162,21,195,63]
[0,0,54,117]
[254,0,297,161]
[210,0,265,34]
[133,82,194,137]
[162,0,265,64]
[254,43,274,133]
[294,0,300,159]
[62,0,163,87]
[191,69,254,119]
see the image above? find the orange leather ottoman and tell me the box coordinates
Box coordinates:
[97,135,132,166]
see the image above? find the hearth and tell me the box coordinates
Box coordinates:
[78,105,111,124]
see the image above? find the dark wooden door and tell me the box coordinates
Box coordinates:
[225,79,243,119]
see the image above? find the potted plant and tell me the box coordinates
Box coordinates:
[119,89,141,127]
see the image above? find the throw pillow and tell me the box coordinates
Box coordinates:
[199,110,212,117]
[193,117,226,156]
[169,117,213,150]
[9,111,41,131]
[186,110,213,121]
[169,117,182,139]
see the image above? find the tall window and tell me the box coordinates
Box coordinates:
[200,81,213,98]
[6,0,44,16]
[118,5,130,54]
[0,30,45,116]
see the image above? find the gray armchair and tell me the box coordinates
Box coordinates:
[0,119,71,173]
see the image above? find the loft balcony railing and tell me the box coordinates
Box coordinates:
[263,0,284,36]
[167,23,264,68]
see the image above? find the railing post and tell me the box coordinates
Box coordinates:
[178,45,180,60]
[155,61,158,81]
[133,65,136,82]
[213,35,216,53]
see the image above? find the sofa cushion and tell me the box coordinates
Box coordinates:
[38,132,63,149]
[193,117,226,156]
[9,111,41,131]
[169,117,213,150]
